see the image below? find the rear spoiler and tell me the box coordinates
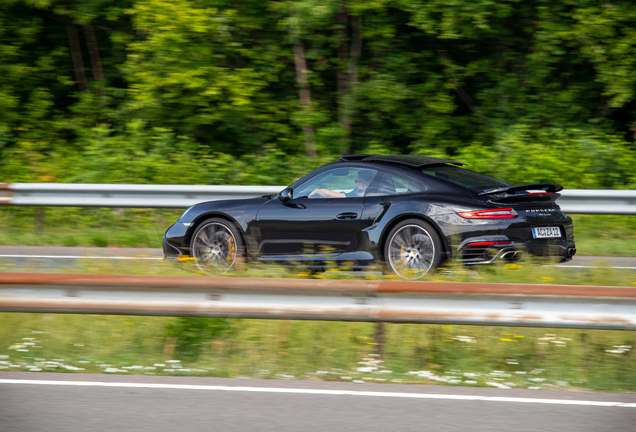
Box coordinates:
[478,183,563,196]
[478,183,563,205]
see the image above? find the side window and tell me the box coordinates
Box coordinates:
[367,173,426,197]
[293,168,377,199]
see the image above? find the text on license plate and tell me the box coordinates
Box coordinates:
[532,227,561,238]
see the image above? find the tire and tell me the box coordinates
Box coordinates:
[384,218,443,279]
[190,218,245,274]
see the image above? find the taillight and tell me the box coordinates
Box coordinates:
[458,208,517,219]
[466,241,512,246]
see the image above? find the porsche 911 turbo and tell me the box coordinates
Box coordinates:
[163,154,576,279]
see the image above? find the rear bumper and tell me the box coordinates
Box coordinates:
[457,239,576,265]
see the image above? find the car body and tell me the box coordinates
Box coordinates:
[163,154,576,278]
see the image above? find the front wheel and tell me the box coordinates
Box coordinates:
[384,219,443,279]
[190,218,245,274]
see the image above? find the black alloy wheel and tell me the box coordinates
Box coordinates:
[384,218,443,279]
[190,218,244,274]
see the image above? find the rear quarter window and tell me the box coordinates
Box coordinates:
[366,173,426,197]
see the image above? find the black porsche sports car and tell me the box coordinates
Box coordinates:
[163,154,576,279]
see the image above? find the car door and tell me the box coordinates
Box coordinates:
[256,167,378,257]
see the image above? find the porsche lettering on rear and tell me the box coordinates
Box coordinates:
[526,208,556,212]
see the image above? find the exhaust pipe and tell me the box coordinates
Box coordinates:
[568,248,577,257]
[500,251,515,259]
[500,250,523,261]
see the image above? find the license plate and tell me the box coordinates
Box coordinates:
[532,227,561,238]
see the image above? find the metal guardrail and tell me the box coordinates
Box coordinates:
[0,183,285,208]
[557,189,636,215]
[0,183,631,214]
[1,273,635,330]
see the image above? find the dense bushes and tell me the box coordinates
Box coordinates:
[1,1,636,188]
[457,127,636,189]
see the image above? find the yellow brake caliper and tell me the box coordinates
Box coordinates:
[227,236,235,263]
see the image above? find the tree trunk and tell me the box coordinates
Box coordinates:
[594,95,609,119]
[348,15,362,89]
[292,38,317,158]
[66,24,87,93]
[337,7,362,156]
[343,15,362,152]
[83,24,107,108]
[337,5,349,155]
[83,24,105,83]
[438,50,489,125]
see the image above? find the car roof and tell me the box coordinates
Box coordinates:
[288,156,472,197]
[339,154,465,168]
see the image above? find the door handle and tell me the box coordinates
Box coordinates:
[337,212,358,220]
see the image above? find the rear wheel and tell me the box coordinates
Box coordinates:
[190,218,244,274]
[384,219,443,279]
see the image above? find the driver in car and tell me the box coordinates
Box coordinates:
[309,171,374,198]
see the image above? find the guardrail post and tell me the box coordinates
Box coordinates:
[34,208,45,232]
[163,337,177,357]
[374,322,385,358]
[277,320,289,353]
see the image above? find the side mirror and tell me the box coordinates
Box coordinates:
[278,188,292,203]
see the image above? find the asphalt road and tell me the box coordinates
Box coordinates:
[0,246,163,271]
[0,246,635,269]
[0,246,163,259]
[1,372,635,432]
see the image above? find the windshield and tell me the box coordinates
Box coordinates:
[420,165,510,191]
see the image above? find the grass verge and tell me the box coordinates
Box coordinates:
[1,314,634,393]
[1,208,636,257]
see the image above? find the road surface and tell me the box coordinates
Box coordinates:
[1,372,635,432]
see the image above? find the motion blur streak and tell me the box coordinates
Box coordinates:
[1,379,635,408]
[0,255,162,260]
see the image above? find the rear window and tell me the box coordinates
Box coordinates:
[420,165,510,191]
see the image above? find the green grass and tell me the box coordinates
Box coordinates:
[1,313,634,392]
[1,209,636,257]
[570,215,636,257]
[0,207,177,248]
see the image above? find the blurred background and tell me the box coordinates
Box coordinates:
[1,0,635,187]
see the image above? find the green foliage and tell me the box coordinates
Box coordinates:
[0,0,636,187]
[457,126,636,188]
